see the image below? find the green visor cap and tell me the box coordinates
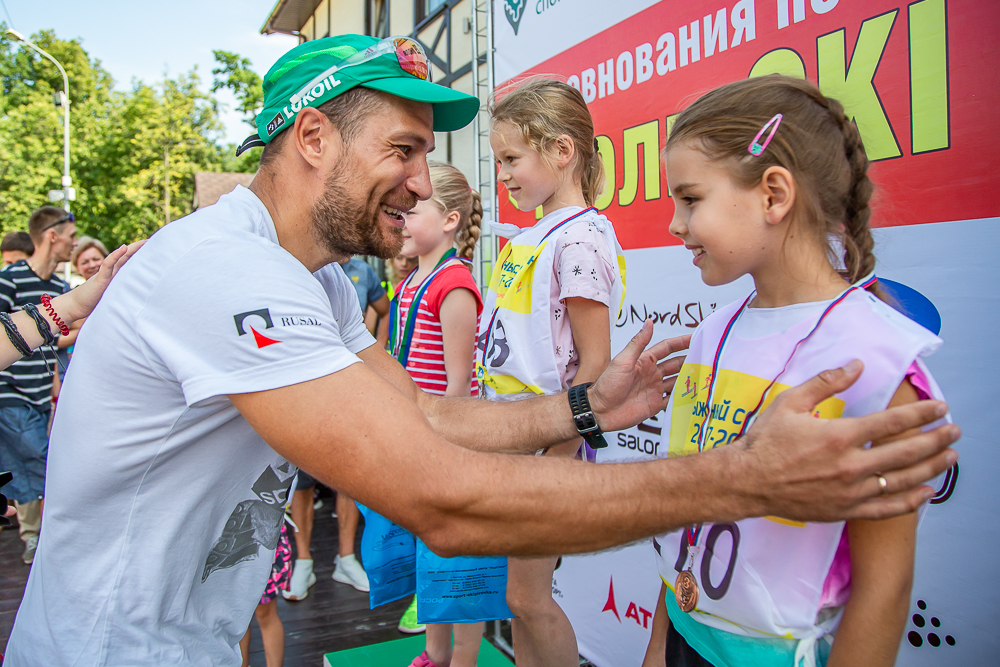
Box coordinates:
[255,34,479,142]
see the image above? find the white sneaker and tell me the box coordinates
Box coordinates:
[332,554,370,592]
[22,534,38,565]
[281,558,316,601]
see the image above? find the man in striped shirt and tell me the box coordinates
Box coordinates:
[0,206,75,564]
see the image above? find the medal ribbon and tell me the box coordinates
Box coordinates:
[388,248,468,367]
[478,207,597,373]
[682,274,878,556]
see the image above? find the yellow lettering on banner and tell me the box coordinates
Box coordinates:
[817,11,902,161]
[909,0,949,154]
[618,120,661,207]
[595,135,616,211]
[489,242,545,314]
[664,114,679,196]
[749,48,807,79]
[669,364,845,458]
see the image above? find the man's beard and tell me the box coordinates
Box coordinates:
[310,159,408,260]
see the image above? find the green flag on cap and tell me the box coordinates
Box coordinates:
[238,34,479,155]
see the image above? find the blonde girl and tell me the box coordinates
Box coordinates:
[482,79,626,667]
[641,76,948,667]
[392,161,485,667]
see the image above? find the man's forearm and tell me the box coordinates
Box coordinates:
[359,344,580,454]
[415,442,756,557]
[422,392,579,455]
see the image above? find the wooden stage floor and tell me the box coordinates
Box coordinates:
[1,494,431,665]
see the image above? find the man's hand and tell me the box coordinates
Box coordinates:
[589,319,690,433]
[734,360,959,522]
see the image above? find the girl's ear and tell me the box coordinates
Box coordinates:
[442,210,462,234]
[553,134,576,169]
[760,166,796,226]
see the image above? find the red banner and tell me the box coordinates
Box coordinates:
[499,0,1000,250]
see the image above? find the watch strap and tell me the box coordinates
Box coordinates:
[568,383,608,449]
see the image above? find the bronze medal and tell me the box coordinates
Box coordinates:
[675,570,699,613]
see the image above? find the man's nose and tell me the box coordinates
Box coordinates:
[407,159,433,201]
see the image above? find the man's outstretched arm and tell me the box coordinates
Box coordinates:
[229,355,958,558]
[359,319,689,455]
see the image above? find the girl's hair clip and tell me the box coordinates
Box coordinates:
[748,114,783,156]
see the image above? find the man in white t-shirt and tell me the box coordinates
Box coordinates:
[5,35,959,665]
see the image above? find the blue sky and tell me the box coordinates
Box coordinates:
[1,0,298,144]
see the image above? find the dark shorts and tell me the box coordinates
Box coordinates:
[295,470,317,492]
[0,404,49,504]
[666,621,717,667]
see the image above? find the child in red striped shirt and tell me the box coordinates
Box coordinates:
[390,161,485,667]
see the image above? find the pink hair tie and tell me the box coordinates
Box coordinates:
[748,114,783,156]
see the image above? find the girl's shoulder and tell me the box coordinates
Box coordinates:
[830,288,942,354]
[424,262,483,315]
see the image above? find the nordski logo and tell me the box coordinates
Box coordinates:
[503,0,525,35]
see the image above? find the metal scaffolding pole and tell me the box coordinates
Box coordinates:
[470,1,514,658]
[470,0,499,300]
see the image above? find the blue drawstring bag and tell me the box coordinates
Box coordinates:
[358,504,416,608]
[415,537,512,624]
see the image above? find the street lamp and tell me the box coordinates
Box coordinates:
[6,29,72,213]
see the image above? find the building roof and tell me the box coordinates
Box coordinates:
[193,172,256,209]
[261,0,323,36]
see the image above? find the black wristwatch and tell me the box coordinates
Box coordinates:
[568,383,608,449]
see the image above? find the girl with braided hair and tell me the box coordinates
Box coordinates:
[484,78,627,667]
[640,75,949,667]
[389,161,488,667]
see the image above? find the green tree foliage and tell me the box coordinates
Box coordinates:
[0,28,262,248]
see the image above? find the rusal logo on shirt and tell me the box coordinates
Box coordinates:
[233,308,281,348]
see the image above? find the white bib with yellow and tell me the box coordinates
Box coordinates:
[476,207,626,401]
[652,287,946,662]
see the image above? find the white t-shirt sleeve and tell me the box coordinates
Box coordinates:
[313,263,377,354]
[136,237,363,406]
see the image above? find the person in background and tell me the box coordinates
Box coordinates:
[0,207,75,565]
[282,257,386,600]
[47,237,109,383]
[1,232,34,267]
[376,253,419,348]
[0,240,143,524]
[240,520,293,667]
[72,237,109,281]
[394,162,485,667]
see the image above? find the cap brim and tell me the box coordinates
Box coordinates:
[361,77,479,132]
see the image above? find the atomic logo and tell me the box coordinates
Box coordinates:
[234,309,281,348]
[601,576,653,628]
[602,576,621,621]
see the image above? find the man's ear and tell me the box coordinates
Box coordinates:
[760,166,796,225]
[293,107,343,169]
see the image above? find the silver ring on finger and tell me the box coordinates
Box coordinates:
[875,472,889,496]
